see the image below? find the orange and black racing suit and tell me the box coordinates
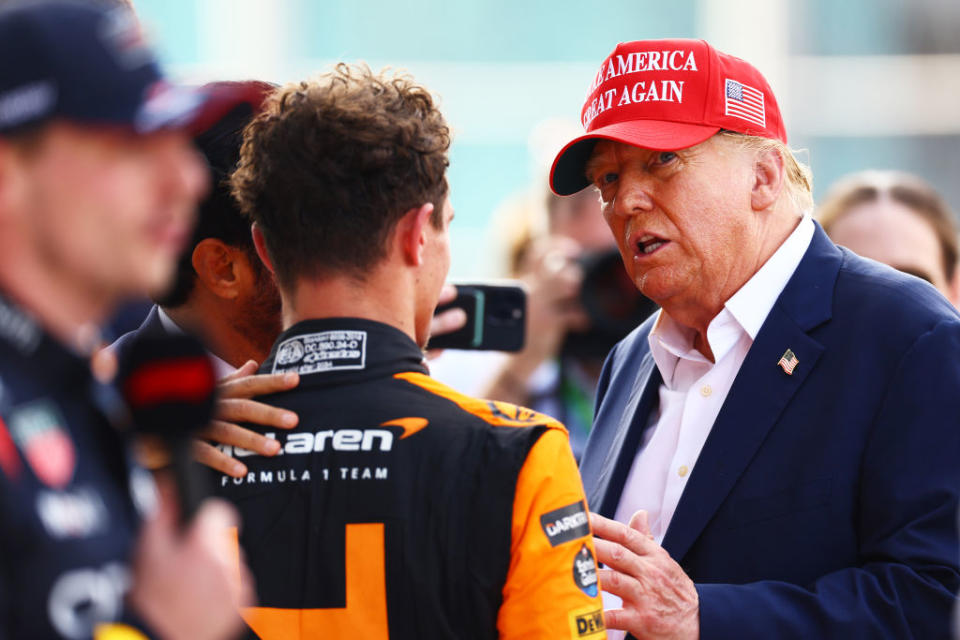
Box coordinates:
[215,318,606,639]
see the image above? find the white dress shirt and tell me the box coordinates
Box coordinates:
[603,216,814,635]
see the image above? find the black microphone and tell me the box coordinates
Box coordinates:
[117,332,218,525]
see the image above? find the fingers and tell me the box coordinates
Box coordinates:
[195,416,290,477]
[593,537,650,581]
[596,566,659,609]
[218,371,299,400]
[437,283,458,305]
[533,259,582,303]
[188,498,240,538]
[216,397,298,430]
[591,514,659,586]
[431,307,467,337]
[130,491,253,639]
[201,420,282,456]
[628,509,653,538]
[426,289,469,360]
[589,511,620,537]
[233,556,257,608]
[591,512,658,555]
[593,516,701,639]
[145,471,180,534]
[200,371,298,478]
[193,440,247,478]
[522,236,582,275]
[593,531,657,567]
[186,500,256,608]
[601,606,645,634]
[219,360,259,383]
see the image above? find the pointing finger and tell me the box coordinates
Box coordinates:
[219,371,299,399]
[200,420,282,456]
[628,509,653,538]
[216,398,298,430]
[219,360,259,383]
[591,512,659,557]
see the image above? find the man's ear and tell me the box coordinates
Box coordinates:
[751,147,785,212]
[191,238,245,299]
[397,203,435,267]
[251,223,276,275]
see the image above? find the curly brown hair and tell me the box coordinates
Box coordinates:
[231,64,451,289]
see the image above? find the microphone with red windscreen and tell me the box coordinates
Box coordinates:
[118,332,218,524]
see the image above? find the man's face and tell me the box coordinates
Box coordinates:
[13,122,207,304]
[826,198,955,300]
[415,196,454,348]
[585,136,765,315]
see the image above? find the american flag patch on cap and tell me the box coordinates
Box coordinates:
[725,78,765,127]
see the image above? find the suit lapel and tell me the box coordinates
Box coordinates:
[661,307,823,560]
[140,305,169,338]
[661,223,842,561]
[591,352,662,518]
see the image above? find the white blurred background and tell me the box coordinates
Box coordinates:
[131,0,960,279]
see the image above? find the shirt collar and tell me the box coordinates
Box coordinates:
[724,215,815,340]
[648,216,815,380]
[156,306,236,379]
[262,317,428,383]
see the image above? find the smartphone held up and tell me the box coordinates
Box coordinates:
[428,283,527,352]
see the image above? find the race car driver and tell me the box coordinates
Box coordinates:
[0,2,251,638]
[219,64,606,639]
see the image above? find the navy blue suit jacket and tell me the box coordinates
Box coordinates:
[581,225,960,638]
[110,304,169,363]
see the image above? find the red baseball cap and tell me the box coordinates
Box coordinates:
[549,39,787,195]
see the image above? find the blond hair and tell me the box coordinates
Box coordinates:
[718,131,814,215]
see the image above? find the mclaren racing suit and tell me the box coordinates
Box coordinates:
[0,293,154,639]
[215,318,606,639]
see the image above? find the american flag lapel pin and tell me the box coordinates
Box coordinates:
[777,349,799,375]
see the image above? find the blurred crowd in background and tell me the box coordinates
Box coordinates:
[108,0,960,460]
[3,0,958,637]
[124,0,960,281]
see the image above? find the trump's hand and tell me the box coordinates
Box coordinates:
[591,511,699,640]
